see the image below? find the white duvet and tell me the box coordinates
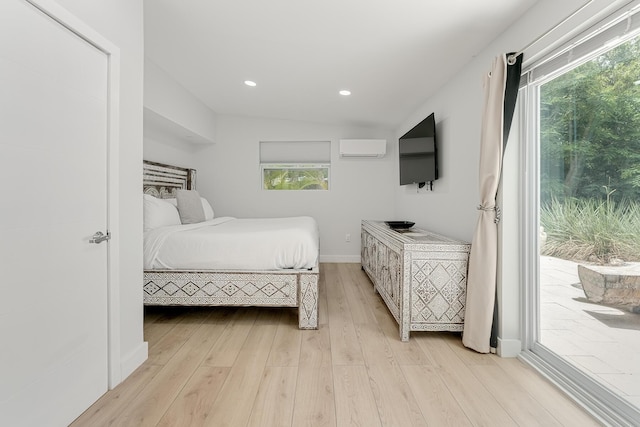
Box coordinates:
[144,216,319,270]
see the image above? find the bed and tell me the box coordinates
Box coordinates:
[142,160,319,329]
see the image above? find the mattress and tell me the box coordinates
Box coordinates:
[144,216,319,270]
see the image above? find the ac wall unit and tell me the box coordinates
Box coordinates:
[339,139,387,158]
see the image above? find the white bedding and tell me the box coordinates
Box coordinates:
[144,216,319,270]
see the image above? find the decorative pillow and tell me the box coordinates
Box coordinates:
[166,196,213,220]
[176,189,206,224]
[143,194,181,231]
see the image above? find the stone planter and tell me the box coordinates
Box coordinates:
[577,263,640,306]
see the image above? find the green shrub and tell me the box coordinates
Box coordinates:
[540,197,640,263]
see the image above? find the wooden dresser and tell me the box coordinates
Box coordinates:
[361,220,471,341]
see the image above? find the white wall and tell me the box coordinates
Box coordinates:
[143,137,200,170]
[187,115,396,262]
[54,0,145,379]
[144,58,217,143]
[394,80,482,243]
[143,55,219,185]
[395,0,632,356]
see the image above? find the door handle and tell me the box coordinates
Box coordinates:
[90,231,111,244]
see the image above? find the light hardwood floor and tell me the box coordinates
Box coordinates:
[72,263,602,426]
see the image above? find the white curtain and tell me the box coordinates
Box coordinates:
[462,55,507,353]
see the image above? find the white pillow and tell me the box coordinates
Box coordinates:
[143,194,181,231]
[166,196,214,220]
[201,197,214,220]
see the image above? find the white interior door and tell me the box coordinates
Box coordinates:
[0,1,109,425]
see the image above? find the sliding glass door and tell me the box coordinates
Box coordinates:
[522,5,640,425]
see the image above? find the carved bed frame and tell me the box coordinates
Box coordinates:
[142,160,319,329]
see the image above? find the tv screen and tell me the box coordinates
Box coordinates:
[399,113,437,185]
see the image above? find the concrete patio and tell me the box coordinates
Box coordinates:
[540,256,640,408]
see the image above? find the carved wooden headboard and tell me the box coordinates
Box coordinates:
[143,160,196,198]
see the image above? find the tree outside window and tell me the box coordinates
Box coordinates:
[262,164,329,190]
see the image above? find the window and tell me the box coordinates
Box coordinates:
[259,141,331,190]
[521,4,640,424]
[261,163,329,190]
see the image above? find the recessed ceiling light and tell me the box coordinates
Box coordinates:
[339,90,351,96]
[244,80,257,87]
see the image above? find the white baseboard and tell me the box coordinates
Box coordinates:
[117,341,148,387]
[319,255,361,263]
[497,337,522,358]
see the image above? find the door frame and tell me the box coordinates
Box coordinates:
[27,0,122,388]
[517,3,640,423]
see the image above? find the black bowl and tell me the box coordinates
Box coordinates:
[385,221,415,230]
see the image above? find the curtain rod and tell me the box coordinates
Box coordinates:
[507,0,595,64]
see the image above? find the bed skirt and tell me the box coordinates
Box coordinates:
[143,265,319,329]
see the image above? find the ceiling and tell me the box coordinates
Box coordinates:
[144,0,539,130]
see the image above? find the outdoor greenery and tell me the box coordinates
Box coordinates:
[540,197,640,263]
[263,166,329,190]
[539,36,640,262]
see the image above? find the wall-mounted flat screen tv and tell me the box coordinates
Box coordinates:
[399,112,438,186]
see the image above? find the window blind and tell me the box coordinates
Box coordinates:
[259,141,331,163]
